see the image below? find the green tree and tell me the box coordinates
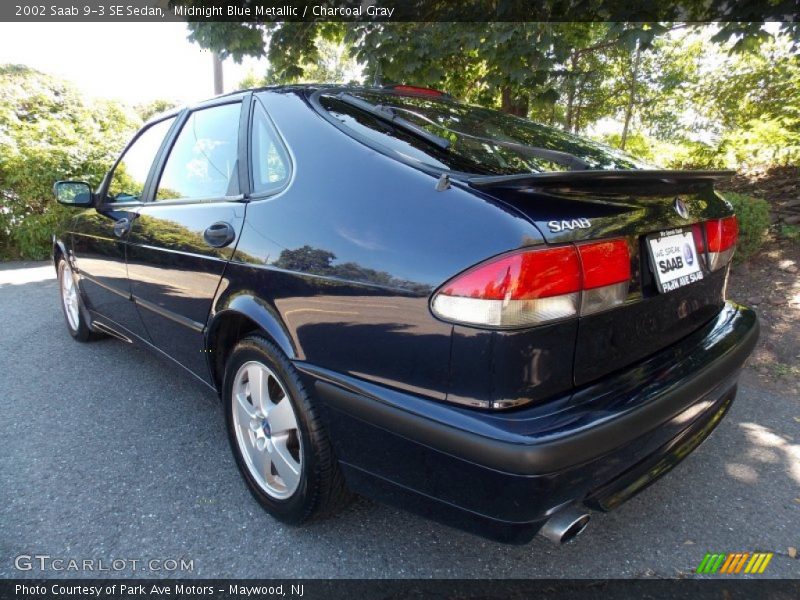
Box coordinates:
[0,65,141,259]
[187,21,664,116]
[135,98,180,121]
[625,29,800,167]
[239,32,362,88]
[183,18,799,168]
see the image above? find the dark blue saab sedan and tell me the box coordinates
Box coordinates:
[52,84,758,544]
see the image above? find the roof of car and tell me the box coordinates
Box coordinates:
[241,83,450,98]
[142,83,424,124]
[221,83,453,104]
[144,84,451,126]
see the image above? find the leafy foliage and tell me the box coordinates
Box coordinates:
[779,223,800,242]
[3,19,798,262]
[187,21,798,172]
[722,192,771,262]
[637,31,800,168]
[0,65,141,259]
[135,98,180,122]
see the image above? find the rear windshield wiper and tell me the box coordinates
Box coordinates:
[336,93,451,151]
[483,139,590,171]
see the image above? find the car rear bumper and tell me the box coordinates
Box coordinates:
[298,302,759,543]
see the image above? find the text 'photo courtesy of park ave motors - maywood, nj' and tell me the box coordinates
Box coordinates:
[14,583,304,597]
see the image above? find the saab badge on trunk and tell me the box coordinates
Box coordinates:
[547,218,592,232]
[674,197,690,219]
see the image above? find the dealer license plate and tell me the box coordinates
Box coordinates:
[646,228,704,293]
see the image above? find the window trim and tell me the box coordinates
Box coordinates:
[98,113,180,208]
[247,96,293,200]
[144,96,248,206]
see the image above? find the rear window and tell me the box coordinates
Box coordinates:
[317,90,646,176]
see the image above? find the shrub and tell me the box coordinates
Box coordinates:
[0,64,141,260]
[11,206,72,260]
[780,223,800,242]
[721,191,771,262]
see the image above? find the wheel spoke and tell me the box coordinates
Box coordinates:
[270,436,300,491]
[250,445,272,481]
[235,391,257,421]
[267,398,297,435]
[246,365,268,415]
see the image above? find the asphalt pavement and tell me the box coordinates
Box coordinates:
[1,261,797,579]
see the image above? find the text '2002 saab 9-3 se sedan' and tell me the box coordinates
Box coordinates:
[52,84,758,544]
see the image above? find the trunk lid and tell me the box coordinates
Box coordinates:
[470,172,734,386]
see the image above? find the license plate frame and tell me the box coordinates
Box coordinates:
[646,228,704,294]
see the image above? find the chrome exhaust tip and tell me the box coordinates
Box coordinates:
[538,507,591,544]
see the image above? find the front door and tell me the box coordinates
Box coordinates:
[71,116,176,338]
[126,99,247,383]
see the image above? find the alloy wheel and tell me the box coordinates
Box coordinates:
[232,361,303,500]
[60,262,80,331]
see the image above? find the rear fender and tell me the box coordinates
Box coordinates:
[207,292,297,360]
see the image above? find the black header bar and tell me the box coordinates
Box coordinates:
[3,0,799,22]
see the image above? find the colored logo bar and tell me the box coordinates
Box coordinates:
[696,552,773,574]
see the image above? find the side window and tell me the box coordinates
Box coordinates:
[107,117,174,203]
[155,103,241,201]
[251,101,290,194]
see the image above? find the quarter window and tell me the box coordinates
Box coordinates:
[106,117,174,203]
[251,101,290,194]
[156,103,241,201]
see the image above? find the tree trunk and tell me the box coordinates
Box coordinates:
[620,44,642,151]
[565,86,575,131]
[213,53,224,95]
[573,71,589,133]
[501,87,529,117]
[565,52,579,131]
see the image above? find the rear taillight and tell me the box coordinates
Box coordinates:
[693,216,738,271]
[431,240,630,328]
[577,240,631,316]
[705,215,738,270]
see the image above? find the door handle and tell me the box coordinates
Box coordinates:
[203,222,236,248]
[113,218,131,238]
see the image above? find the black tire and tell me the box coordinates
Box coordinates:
[57,258,99,342]
[223,334,351,524]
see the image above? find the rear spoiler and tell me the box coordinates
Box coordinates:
[467,169,736,190]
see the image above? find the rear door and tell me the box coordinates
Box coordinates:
[126,97,249,383]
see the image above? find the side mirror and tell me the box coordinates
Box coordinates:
[54,181,94,207]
